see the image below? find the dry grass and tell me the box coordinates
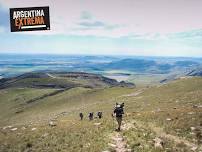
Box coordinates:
[0,77,202,151]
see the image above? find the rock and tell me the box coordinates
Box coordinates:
[42,133,49,138]
[49,121,56,127]
[11,128,18,131]
[94,122,102,126]
[108,143,116,148]
[166,118,172,121]
[190,127,196,131]
[153,137,164,149]
[21,127,26,130]
[198,105,202,108]
[84,143,91,148]
[2,126,13,130]
[188,112,194,115]
[31,128,37,131]
[165,148,171,151]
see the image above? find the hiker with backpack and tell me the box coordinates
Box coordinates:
[88,112,94,120]
[79,112,84,120]
[97,111,102,119]
[113,102,124,131]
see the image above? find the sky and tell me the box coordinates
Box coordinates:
[0,0,202,57]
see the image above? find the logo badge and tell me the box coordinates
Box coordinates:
[10,6,50,32]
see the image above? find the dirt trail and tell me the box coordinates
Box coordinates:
[46,73,57,79]
[108,132,128,152]
[106,121,132,152]
[105,89,145,152]
[120,89,145,97]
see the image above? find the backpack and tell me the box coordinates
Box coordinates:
[114,106,124,117]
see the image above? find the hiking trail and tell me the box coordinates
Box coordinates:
[106,121,132,152]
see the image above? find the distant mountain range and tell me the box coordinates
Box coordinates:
[94,59,201,74]
[0,54,202,85]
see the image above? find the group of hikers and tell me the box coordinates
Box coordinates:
[79,111,103,120]
[79,102,124,131]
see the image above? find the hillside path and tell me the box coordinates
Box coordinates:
[46,73,57,79]
[120,88,145,97]
[106,121,133,152]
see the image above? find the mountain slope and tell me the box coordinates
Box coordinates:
[0,72,135,89]
[0,77,202,152]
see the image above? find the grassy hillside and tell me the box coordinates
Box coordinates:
[0,77,202,152]
[0,72,121,89]
[123,77,202,151]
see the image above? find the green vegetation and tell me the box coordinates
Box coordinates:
[0,77,202,151]
[128,73,168,87]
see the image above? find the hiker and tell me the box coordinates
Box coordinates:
[89,112,94,120]
[79,113,83,120]
[113,102,124,131]
[97,111,102,119]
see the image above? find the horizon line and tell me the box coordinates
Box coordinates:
[0,52,202,58]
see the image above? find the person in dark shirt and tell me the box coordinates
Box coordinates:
[79,113,83,120]
[97,111,102,119]
[113,103,124,131]
[89,112,94,120]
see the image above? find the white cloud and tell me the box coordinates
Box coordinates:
[1,0,202,37]
[0,0,202,57]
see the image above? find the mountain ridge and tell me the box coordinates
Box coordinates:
[0,71,135,89]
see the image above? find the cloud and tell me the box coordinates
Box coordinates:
[78,21,105,28]
[167,29,202,40]
[0,0,202,57]
[76,18,122,31]
[80,11,93,20]
[1,0,202,37]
